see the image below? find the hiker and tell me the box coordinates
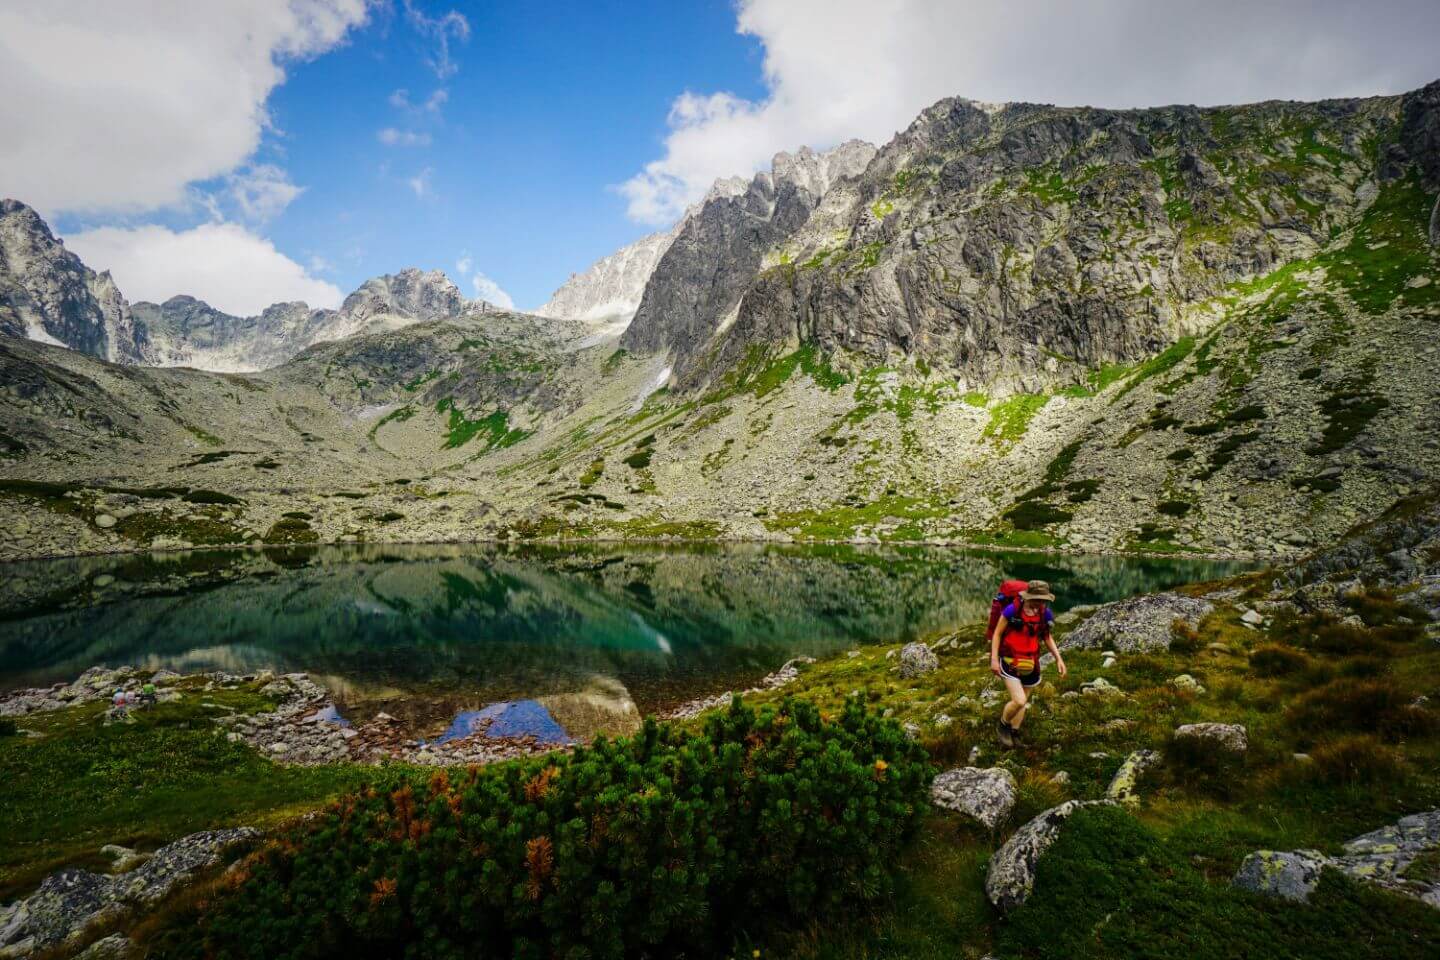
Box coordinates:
[990,579,1066,747]
[138,681,157,707]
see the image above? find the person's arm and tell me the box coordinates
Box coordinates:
[990,618,1006,675]
[1044,624,1067,677]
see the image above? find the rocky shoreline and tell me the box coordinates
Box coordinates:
[1,667,569,769]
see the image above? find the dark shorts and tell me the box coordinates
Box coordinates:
[999,658,1042,688]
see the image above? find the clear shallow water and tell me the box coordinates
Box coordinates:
[0,542,1250,735]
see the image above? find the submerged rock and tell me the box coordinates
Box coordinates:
[931,766,1018,830]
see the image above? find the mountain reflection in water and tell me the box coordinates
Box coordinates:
[0,542,1250,716]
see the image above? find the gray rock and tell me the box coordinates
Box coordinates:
[898,642,940,679]
[1106,749,1162,806]
[986,800,1114,912]
[1170,674,1206,694]
[1173,722,1248,753]
[1063,593,1214,654]
[930,766,1018,830]
[75,934,135,959]
[1080,677,1123,697]
[1232,849,1329,901]
[0,829,257,953]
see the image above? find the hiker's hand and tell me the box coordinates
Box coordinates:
[1056,658,1068,678]
[990,656,1002,677]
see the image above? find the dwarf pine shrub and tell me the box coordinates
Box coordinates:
[158,696,929,960]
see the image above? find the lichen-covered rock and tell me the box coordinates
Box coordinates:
[1170,674,1206,694]
[1173,722,1248,753]
[898,642,939,679]
[1232,849,1329,901]
[0,828,258,955]
[1105,749,1162,806]
[1080,677,1123,697]
[986,800,1113,912]
[931,766,1018,830]
[75,934,135,959]
[1062,593,1214,654]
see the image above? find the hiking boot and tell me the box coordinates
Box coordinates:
[1010,726,1025,747]
[996,720,1015,749]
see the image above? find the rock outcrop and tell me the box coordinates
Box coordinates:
[1233,809,1440,908]
[537,230,677,327]
[0,829,258,957]
[1063,593,1214,653]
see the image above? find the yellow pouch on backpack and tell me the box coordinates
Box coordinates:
[1004,655,1036,674]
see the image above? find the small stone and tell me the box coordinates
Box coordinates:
[898,642,940,679]
[1081,677,1123,697]
[1240,609,1265,626]
[1170,674,1207,695]
[92,574,115,588]
[94,514,117,529]
[1106,749,1162,806]
[1051,771,1070,786]
[1173,722,1248,753]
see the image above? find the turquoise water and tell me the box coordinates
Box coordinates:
[0,542,1250,726]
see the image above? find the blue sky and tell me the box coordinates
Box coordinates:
[254,1,768,309]
[7,1,1439,318]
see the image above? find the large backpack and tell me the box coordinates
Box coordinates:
[988,579,1030,638]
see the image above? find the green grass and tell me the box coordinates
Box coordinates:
[0,687,387,900]
[1113,337,1196,401]
[982,394,1050,444]
[764,495,950,541]
[1001,804,1440,960]
[727,343,851,398]
[435,398,529,452]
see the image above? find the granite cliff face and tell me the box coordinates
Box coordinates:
[621,141,876,362]
[668,87,1436,393]
[0,200,146,363]
[536,231,675,326]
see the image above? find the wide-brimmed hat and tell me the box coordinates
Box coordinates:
[1021,579,1056,602]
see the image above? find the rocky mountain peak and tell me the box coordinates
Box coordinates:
[340,267,472,326]
[0,197,144,362]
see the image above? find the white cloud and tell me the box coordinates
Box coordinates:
[403,1,469,80]
[471,272,514,310]
[377,127,432,147]
[406,167,433,198]
[64,222,343,315]
[226,163,304,221]
[621,0,1440,224]
[387,87,447,114]
[0,0,369,216]
[455,253,472,276]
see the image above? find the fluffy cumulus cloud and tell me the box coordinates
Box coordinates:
[0,0,369,215]
[64,223,344,316]
[621,0,1440,224]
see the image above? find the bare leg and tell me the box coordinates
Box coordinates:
[1002,675,1029,729]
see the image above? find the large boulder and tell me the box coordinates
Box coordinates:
[1232,849,1329,902]
[985,800,1113,912]
[931,766,1018,830]
[1062,593,1214,653]
[898,642,940,679]
[1173,722,1248,754]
